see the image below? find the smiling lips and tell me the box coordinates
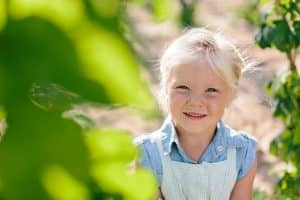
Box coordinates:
[183,112,207,120]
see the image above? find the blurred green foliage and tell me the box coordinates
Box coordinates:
[145,0,199,26]
[0,106,5,120]
[253,0,300,58]
[267,72,300,199]
[0,0,160,199]
[243,0,300,198]
[150,0,172,21]
[178,0,197,27]
[253,188,268,200]
[237,0,261,26]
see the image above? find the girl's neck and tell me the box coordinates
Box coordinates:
[175,126,217,161]
[176,125,217,145]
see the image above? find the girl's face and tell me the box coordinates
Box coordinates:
[167,60,232,136]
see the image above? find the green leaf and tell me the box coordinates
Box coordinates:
[271,20,293,52]
[282,129,292,139]
[255,25,271,48]
[252,188,268,200]
[9,0,85,30]
[280,0,291,7]
[76,27,157,112]
[265,79,273,95]
[8,0,157,114]
[1,0,158,199]
[270,138,279,156]
[257,20,295,52]
[293,21,300,47]
[151,0,172,21]
[281,179,288,190]
[90,0,120,17]
[259,0,271,3]
[0,0,6,31]
[42,165,90,200]
[239,3,260,26]
[0,105,90,199]
[85,129,156,199]
[85,129,138,163]
[0,106,5,120]
[293,125,300,145]
[91,162,156,200]
[128,0,146,3]
[293,1,300,14]
[273,100,287,120]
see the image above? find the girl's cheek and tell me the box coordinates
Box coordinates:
[206,95,228,107]
[170,91,188,102]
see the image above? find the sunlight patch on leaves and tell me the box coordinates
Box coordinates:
[0,0,6,30]
[76,26,156,110]
[9,0,85,30]
[42,165,90,200]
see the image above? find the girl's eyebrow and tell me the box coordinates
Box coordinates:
[170,79,186,84]
[172,78,190,83]
[173,81,190,86]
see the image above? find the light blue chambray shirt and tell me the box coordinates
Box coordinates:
[134,116,257,186]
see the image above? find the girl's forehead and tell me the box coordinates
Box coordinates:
[169,60,215,78]
[168,61,229,86]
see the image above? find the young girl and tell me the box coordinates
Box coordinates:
[135,28,257,200]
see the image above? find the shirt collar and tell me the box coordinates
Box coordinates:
[211,120,229,157]
[158,116,239,157]
[159,115,176,155]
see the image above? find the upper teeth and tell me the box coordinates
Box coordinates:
[188,113,201,116]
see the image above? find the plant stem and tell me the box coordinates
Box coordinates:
[287,51,297,72]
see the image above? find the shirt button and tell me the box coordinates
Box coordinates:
[217,145,224,152]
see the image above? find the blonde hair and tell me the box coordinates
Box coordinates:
[158,28,247,111]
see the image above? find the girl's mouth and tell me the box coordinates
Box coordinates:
[183,112,207,120]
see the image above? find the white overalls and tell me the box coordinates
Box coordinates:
[156,138,237,200]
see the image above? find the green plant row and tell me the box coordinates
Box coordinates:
[243,0,300,199]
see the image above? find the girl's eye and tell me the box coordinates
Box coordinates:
[206,88,218,93]
[176,85,189,90]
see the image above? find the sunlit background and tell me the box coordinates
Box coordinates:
[0,0,300,199]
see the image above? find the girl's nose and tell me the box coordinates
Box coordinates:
[189,93,205,106]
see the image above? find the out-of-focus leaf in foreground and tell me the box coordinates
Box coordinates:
[86,129,157,200]
[0,0,157,199]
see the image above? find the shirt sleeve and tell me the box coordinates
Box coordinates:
[134,135,163,185]
[237,134,257,180]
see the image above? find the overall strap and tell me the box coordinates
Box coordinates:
[155,136,170,165]
[227,147,236,164]
[154,135,186,200]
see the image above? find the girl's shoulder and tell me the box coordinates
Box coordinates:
[134,131,162,146]
[133,130,164,165]
[134,131,163,184]
[221,122,257,149]
[221,123,257,180]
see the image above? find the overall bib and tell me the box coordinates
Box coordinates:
[156,139,237,200]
